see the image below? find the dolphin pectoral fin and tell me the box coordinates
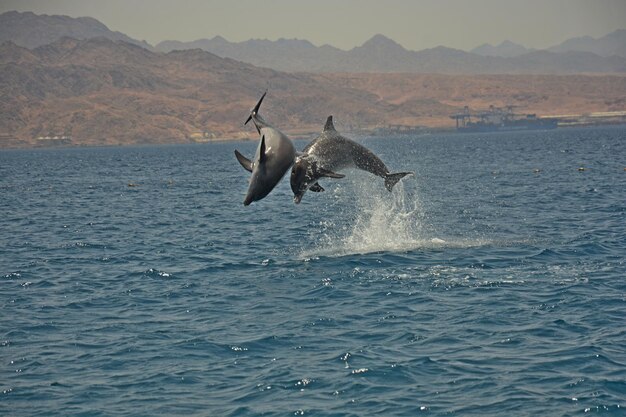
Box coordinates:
[234,150,253,172]
[384,171,413,192]
[318,168,345,179]
[309,182,325,192]
[259,135,267,164]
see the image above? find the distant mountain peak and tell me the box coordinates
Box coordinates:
[274,38,316,48]
[0,10,152,50]
[608,29,626,37]
[211,35,228,43]
[471,40,530,57]
[369,33,395,42]
[360,34,405,49]
[548,29,626,57]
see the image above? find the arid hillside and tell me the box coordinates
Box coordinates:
[315,73,626,127]
[1,37,625,148]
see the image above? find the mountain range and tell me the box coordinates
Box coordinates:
[0,11,625,148]
[154,32,626,74]
[0,36,441,146]
[471,40,534,58]
[471,30,626,58]
[2,36,625,148]
[2,11,625,74]
[547,29,626,57]
[0,11,152,50]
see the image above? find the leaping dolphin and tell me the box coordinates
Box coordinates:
[290,116,413,203]
[234,91,296,206]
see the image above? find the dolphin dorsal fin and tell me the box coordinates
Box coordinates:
[259,135,267,164]
[324,115,336,132]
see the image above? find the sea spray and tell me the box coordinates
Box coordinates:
[339,179,425,254]
[301,173,432,257]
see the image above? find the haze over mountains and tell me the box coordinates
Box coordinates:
[0,11,152,50]
[547,29,626,57]
[2,11,626,74]
[471,40,534,58]
[471,30,626,58]
[154,32,626,74]
[1,11,625,147]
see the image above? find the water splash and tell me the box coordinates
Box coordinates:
[337,180,426,254]
[302,177,423,257]
[300,175,491,259]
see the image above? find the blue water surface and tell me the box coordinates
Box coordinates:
[1,127,625,416]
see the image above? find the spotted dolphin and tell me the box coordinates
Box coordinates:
[234,91,296,206]
[290,116,413,203]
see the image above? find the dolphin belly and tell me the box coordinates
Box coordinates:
[243,127,295,205]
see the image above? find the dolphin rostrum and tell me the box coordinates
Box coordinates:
[234,91,296,205]
[290,116,413,203]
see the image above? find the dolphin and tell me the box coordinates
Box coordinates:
[234,91,296,206]
[290,116,413,203]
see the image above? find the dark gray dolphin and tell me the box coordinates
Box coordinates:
[234,92,296,206]
[290,116,413,203]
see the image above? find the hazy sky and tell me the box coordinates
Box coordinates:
[2,0,625,51]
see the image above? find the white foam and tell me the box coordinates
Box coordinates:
[298,173,501,259]
[301,179,424,257]
[336,180,423,254]
[299,174,496,259]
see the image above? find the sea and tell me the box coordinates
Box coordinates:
[1,126,625,416]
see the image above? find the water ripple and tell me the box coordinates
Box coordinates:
[1,129,625,416]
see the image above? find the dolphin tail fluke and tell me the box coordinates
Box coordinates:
[384,172,413,192]
[244,90,267,127]
[234,150,253,172]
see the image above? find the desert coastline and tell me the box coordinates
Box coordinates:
[1,11,625,148]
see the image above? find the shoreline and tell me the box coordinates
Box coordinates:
[3,123,625,151]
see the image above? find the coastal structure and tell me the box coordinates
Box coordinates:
[35,135,72,146]
[450,105,558,133]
